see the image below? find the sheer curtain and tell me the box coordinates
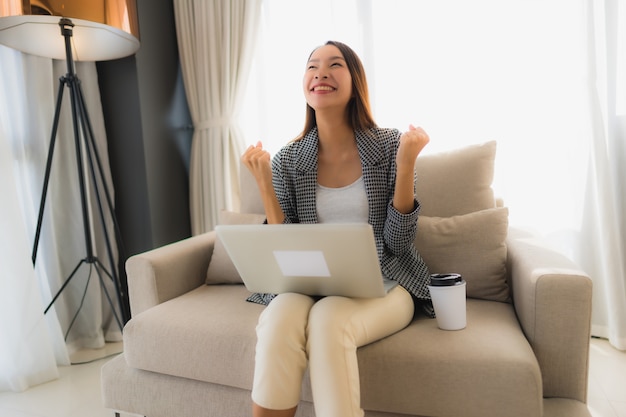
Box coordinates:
[579,0,626,350]
[0,44,122,392]
[0,106,60,392]
[173,0,261,234]
[240,0,625,350]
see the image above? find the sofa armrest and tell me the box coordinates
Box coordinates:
[506,227,592,402]
[125,232,216,316]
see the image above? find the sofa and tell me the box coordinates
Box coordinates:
[101,141,593,417]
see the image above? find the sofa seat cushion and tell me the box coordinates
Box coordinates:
[124,285,542,417]
[354,299,543,417]
[123,284,263,390]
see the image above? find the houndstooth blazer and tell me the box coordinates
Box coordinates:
[247,127,432,308]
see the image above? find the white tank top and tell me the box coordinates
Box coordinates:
[316,176,369,223]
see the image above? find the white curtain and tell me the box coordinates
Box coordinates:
[0,45,121,391]
[240,0,626,350]
[173,0,262,234]
[0,107,61,392]
[579,0,626,350]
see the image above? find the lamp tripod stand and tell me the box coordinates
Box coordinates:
[32,18,130,332]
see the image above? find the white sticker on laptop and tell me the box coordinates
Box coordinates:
[273,250,331,277]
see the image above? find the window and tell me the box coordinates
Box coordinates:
[240,0,589,233]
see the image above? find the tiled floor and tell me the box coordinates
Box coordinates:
[587,338,626,417]
[0,338,624,417]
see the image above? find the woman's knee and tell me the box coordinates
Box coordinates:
[256,293,315,352]
[253,293,315,409]
[306,287,414,347]
[306,296,356,340]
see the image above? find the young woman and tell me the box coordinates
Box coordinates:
[241,40,432,417]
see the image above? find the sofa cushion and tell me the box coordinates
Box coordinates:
[355,298,542,417]
[415,207,510,302]
[124,285,262,390]
[415,140,496,217]
[206,211,266,285]
[240,166,265,214]
[123,285,541,417]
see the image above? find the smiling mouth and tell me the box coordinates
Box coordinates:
[312,85,335,92]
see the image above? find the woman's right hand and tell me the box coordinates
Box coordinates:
[241,141,273,192]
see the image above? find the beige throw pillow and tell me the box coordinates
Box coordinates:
[206,211,266,285]
[415,141,497,217]
[415,207,510,303]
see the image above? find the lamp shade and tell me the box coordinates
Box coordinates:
[0,0,140,61]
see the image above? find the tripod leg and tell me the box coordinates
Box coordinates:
[74,81,130,323]
[60,260,123,338]
[37,67,96,320]
[44,259,85,314]
[94,259,124,331]
[64,262,95,340]
[32,77,66,265]
[41,73,101,320]
[77,84,127,260]
[67,76,96,262]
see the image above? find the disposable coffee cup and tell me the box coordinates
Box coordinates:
[428,273,466,331]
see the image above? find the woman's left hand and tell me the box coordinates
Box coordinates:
[397,125,430,170]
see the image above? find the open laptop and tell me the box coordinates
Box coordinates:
[215,223,398,298]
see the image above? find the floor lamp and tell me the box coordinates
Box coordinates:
[0,1,140,330]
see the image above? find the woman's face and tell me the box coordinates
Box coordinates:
[303,44,353,113]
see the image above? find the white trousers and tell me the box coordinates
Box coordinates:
[251,286,414,417]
